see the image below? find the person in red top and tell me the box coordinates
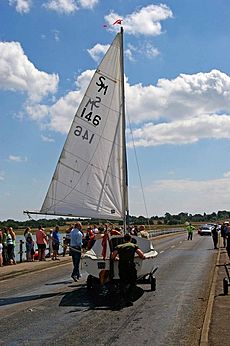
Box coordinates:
[83,227,95,250]
[36,226,47,261]
[110,227,122,236]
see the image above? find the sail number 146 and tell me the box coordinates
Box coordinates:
[74,125,94,144]
[80,108,101,126]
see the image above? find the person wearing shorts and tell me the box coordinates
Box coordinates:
[52,226,60,261]
[36,226,47,261]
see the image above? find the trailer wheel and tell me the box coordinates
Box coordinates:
[223,277,228,295]
[87,275,93,290]
[150,275,156,291]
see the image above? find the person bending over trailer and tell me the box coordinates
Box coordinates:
[111,233,145,307]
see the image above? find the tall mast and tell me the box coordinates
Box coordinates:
[120,27,129,232]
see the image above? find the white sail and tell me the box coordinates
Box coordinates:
[40,31,127,220]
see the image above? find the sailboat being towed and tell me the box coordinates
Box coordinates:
[24,28,158,288]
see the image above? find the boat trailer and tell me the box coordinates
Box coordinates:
[137,266,158,291]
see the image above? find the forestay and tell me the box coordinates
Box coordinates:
[40,32,127,220]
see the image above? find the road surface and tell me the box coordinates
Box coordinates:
[0,233,217,345]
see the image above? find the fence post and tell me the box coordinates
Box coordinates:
[19,240,24,263]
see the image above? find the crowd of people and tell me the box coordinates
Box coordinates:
[0,223,148,268]
[220,222,230,259]
[1,221,230,308]
[210,221,230,256]
[1,221,229,270]
[0,227,17,266]
[185,221,230,259]
[0,225,62,266]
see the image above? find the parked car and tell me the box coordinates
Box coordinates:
[198,224,214,236]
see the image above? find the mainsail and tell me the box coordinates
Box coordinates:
[37,29,128,220]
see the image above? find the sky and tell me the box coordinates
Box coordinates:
[1,0,230,221]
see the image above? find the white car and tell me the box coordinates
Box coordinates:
[198,224,214,236]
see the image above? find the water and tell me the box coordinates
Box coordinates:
[14,234,65,262]
[13,229,183,261]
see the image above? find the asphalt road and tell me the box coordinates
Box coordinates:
[0,233,217,346]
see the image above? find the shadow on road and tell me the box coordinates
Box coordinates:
[59,283,144,311]
[0,292,64,307]
[45,280,72,285]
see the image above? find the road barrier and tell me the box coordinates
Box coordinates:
[149,228,185,238]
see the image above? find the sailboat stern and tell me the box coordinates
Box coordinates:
[82,235,158,281]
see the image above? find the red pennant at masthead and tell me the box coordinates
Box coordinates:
[113,19,123,25]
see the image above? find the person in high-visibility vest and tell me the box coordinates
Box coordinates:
[186,222,195,240]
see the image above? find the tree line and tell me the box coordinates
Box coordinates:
[1,210,230,230]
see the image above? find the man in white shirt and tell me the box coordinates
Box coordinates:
[70,222,83,282]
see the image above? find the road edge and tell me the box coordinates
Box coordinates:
[199,247,220,345]
[0,258,72,281]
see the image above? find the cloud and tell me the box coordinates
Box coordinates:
[87,44,110,62]
[9,0,32,14]
[125,45,136,62]
[43,0,78,14]
[25,104,49,121]
[128,114,230,147]
[8,155,28,162]
[40,31,60,42]
[104,4,173,36]
[53,30,60,42]
[43,0,98,13]
[47,69,94,132]
[41,134,55,142]
[126,42,159,61]
[78,0,98,9]
[0,42,59,102]
[9,0,99,14]
[130,174,230,216]
[0,171,5,181]
[24,69,94,132]
[87,41,159,63]
[126,69,230,124]
[144,42,159,58]
[23,68,230,147]
[124,69,230,146]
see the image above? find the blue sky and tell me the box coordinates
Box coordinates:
[1,0,230,221]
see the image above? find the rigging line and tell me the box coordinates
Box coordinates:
[24,211,45,221]
[126,114,150,226]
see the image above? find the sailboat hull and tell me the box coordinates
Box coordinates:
[82,235,158,281]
